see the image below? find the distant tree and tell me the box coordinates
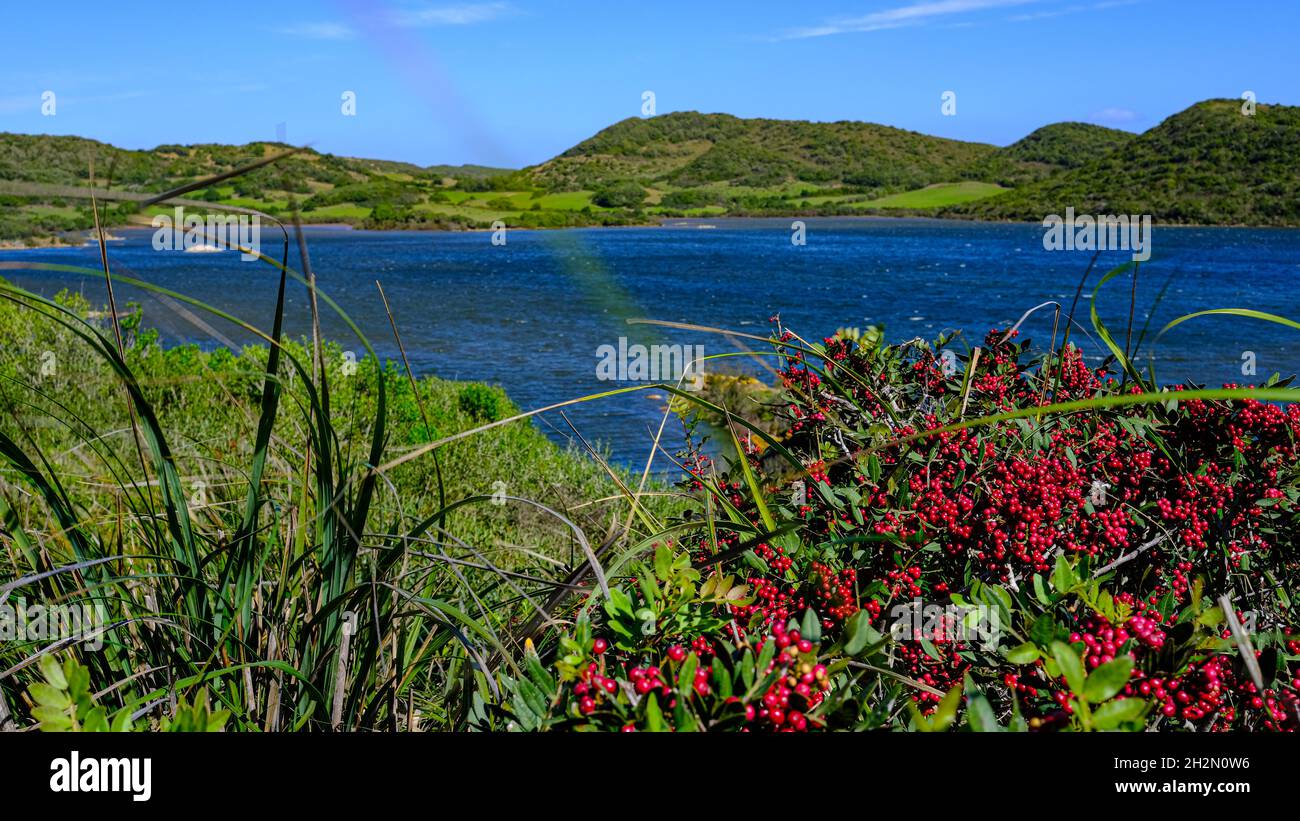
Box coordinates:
[592,180,647,208]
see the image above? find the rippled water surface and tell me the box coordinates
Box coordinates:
[5,218,1298,464]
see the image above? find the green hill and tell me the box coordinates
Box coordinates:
[964,121,1137,186]
[528,111,1006,190]
[0,133,510,190]
[0,133,523,241]
[952,99,1300,225]
[1000,122,1137,167]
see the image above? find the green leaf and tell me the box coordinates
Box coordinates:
[1033,573,1050,605]
[1052,553,1077,592]
[31,705,72,731]
[29,683,71,710]
[1005,642,1040,664]
[726,421,776,533]
[1096,589,1116,622]
[605,587,633,617]
[930,683,963,732]
[1051,640,1086,696]
[1159,308,1300,339]
[607,620,634,641]
[654,544,672,582]
[1009,695,1029,732]
[967,697,1001,732]
[67,662,90,700]
[740,649,756,690]
[638,570,658,605]
[712,658,732,700]
[206,711,230,732]
[39,654,67,690]
[699,575,717,599]
[1084,656,1134,704]
[757,636,776,676]
[799,608,821,644]
[1197,607,1224,628]
[524,639,557,699]
[509,678,542,731]
[964,677,1003,733]
[678,652,699,699]
[644,693,666,732]
[1089,262,1146,386]
[1092,697,1147,730]
[920,637,943,662]
[110,707,134,733]
[673,701,697,732]
[843,610,881,656]
[83,706,109,733]
[983,585,1012,621]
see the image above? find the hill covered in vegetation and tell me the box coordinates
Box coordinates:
[528,111,1005,190]
[952,99,1300,225]
[0,132,517,241]
[961,121,1137,186]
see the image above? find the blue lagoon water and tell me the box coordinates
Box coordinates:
[4,218,1298,464]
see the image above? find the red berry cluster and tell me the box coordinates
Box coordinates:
[748,625,829,731]
[572,656,620,716]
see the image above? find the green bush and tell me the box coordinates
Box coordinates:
[591,180,647,208]
[457,382,505,421]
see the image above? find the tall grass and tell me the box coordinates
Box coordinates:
[0,153,680,730]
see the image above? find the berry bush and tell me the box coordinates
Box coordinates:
[492,321,1300,732]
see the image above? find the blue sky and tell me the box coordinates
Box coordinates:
[1,0,1296,167]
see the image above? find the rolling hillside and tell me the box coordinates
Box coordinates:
[962,121,1137,186]
[0,133,508,192]
[528,111,1010,190]
[0,133,517,240]
[953,99,1300,225]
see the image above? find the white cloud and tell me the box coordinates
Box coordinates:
[277,22,355,40]
[1009,0,1140,23]
[778,0,1038,40]
[387,2,513,27]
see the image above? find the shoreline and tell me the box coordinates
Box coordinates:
[3,213,1296,250]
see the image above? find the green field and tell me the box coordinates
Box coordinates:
[853,181,1008,209]
[307,203,373,219]
[535,190,598,209]
[417,202,519,222]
